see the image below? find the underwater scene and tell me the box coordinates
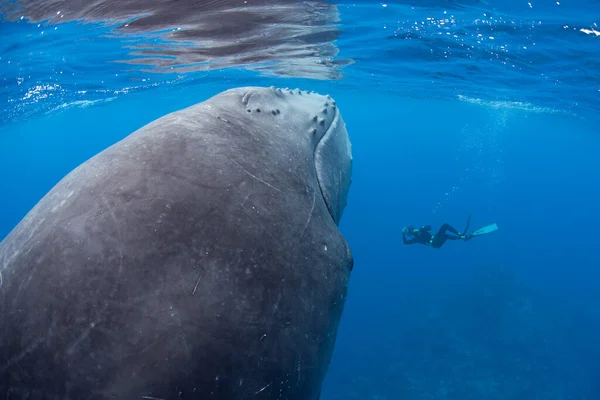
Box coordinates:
[1,0,599,399]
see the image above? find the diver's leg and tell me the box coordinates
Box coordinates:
[432,223,466,248]
[438,223,460,237]
[431,224,453,248]
[430,235,447,248]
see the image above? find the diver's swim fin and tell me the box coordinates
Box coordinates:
[462,214,471,236]
[471,223,499,237]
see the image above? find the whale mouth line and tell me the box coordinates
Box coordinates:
[238,86,342,224]
[313,105,340,224]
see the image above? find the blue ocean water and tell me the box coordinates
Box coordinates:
[1,0,599,398]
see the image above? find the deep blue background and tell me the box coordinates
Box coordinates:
[1,0,600,398]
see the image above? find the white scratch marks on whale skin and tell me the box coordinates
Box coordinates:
[0,336,45,373]
[300,191,316,238]
[240,193,252,208]
[227,157,283,194]
[99,193,125,283]
[253,383,271,396]
[66,321,97,355]
[192,274,202,295]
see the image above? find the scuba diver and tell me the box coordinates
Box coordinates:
[402,214,498,249]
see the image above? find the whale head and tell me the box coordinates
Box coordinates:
[210,86,353,225]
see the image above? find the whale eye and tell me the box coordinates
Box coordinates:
[256,108,261,113]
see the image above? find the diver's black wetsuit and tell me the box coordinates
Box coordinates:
[402,215,471,249]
